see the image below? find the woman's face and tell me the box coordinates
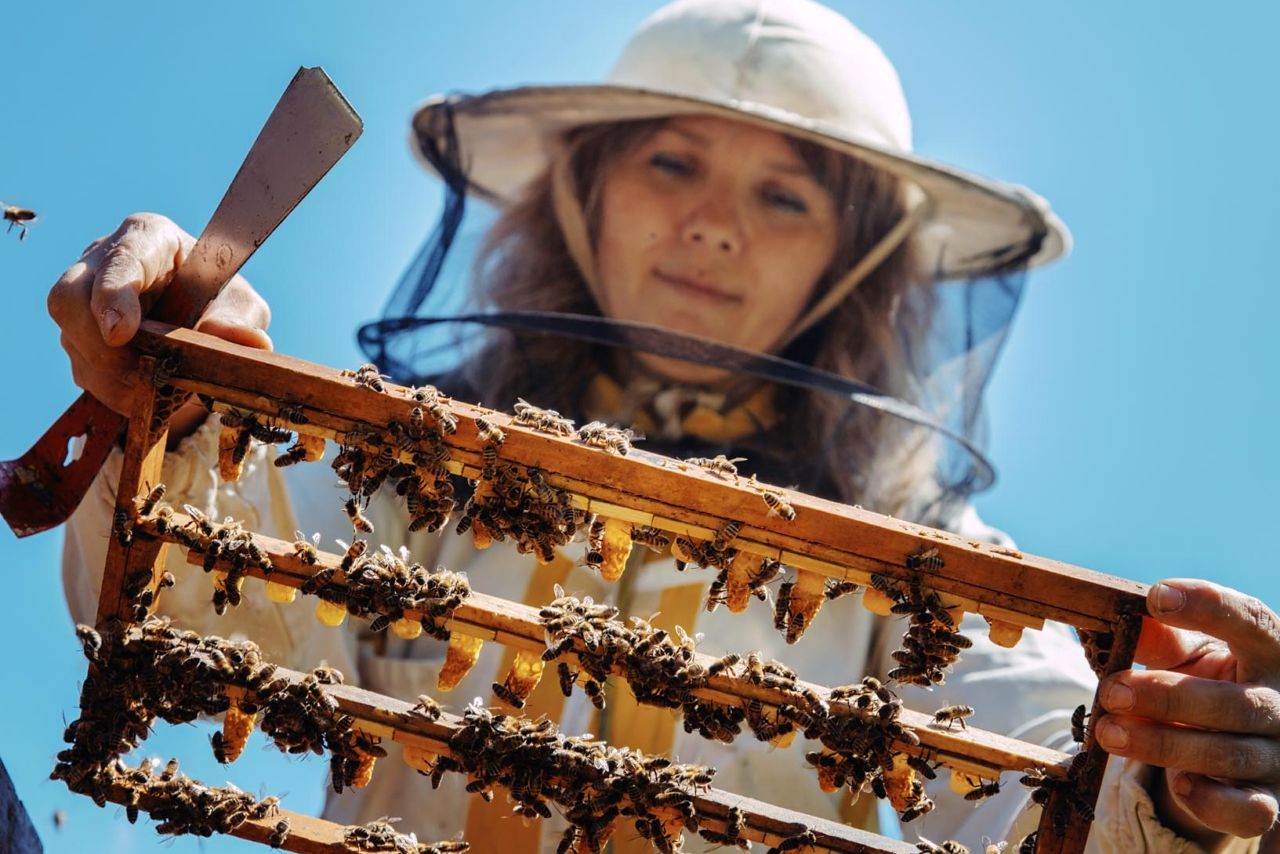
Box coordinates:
[595,115,839,384]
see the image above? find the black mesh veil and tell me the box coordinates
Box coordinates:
[358,108,1035,528]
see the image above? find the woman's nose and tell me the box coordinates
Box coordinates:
[681,199,742,255]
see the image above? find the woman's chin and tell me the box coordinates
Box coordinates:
[633,352,735,387]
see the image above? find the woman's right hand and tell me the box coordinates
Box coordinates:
[47,213,273,425]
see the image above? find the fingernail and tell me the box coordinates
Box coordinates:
[1153,583,1185,614]
[1171,771,1193,799]
[100,308,121,339]
[1096,718,1129,750]
[1104,680,1134,711]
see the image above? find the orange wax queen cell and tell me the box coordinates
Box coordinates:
[438,634,485,691]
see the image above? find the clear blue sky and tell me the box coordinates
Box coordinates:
[1,3,1277,852]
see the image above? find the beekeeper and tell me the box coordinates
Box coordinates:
[49,0,1278,851]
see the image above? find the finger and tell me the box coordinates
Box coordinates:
[1147,579,1280,679]
[1168,772,1278,839]
[90,215,191,346]
[1100,670,1280,736]
[1134,616,1222,672]
[1095,713,1280,783]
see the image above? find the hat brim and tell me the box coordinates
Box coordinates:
[410,85,1071,280]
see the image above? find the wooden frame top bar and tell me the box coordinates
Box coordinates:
[134,323,1149,634]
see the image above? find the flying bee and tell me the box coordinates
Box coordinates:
[964,779,1001,801]
[274,442,309,468]
[344,498,375,534]
[933,704,974,730]
[582,679,606,710]
[1071,703,1090,743]
[899,797,935,823]
[292,531,321,564]
[2,203,36,240]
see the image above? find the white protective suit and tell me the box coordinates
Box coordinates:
[62,413,1259,854]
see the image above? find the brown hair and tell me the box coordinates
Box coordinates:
[459,119,938,516]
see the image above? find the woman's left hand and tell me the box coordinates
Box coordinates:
[1096,578,1280,844]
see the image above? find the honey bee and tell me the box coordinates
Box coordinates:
[2,203,36,240]
[915,838,971,854]
[1071,703,1090,743]
[582,679,606,710]
[964,779,1001,801]
[267,817,291,849]
[134,483,166,515]
[557,662,577,697]
[685,454,746,479]
[351,363,387,392]
[513,398,574,436]
[292,531,321,565]
[344,497,375,533]
[574,421,638,455]
[1017,832,1038,854]
[412,694,443,721]
[273,443,309,468]
[773,828,817,852]
[474,415,507,445]
[112,507,133,546]
[824,579,861,600]
[278,403,309,424]
[773,579,794,633]
[706,653,740,677]
[712,519,742,550]
[899,796,935,823]
[907,546,944,571]
[337,538,368,572]
[933,704,974,730]
[300,566,337,596]
[757,490,795,523]
[75,624,102,663]
[491,681,526,710]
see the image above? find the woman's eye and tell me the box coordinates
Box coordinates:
[649,152,695,177]
[762,187,808,214]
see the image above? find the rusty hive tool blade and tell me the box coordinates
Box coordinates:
[0,67,362,537]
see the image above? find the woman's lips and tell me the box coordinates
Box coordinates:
[654,270,742,304]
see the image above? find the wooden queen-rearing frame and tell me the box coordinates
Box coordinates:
[64,321,1149,854]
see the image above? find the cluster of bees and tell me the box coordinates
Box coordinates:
[55,619,275,818]
[344,818,470,854]
[298,538,471,644]
[459,456,587,563]
[437,697,716,854]
[865,562,973,688]
[81,757,288,844]
[534,589,995,827]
